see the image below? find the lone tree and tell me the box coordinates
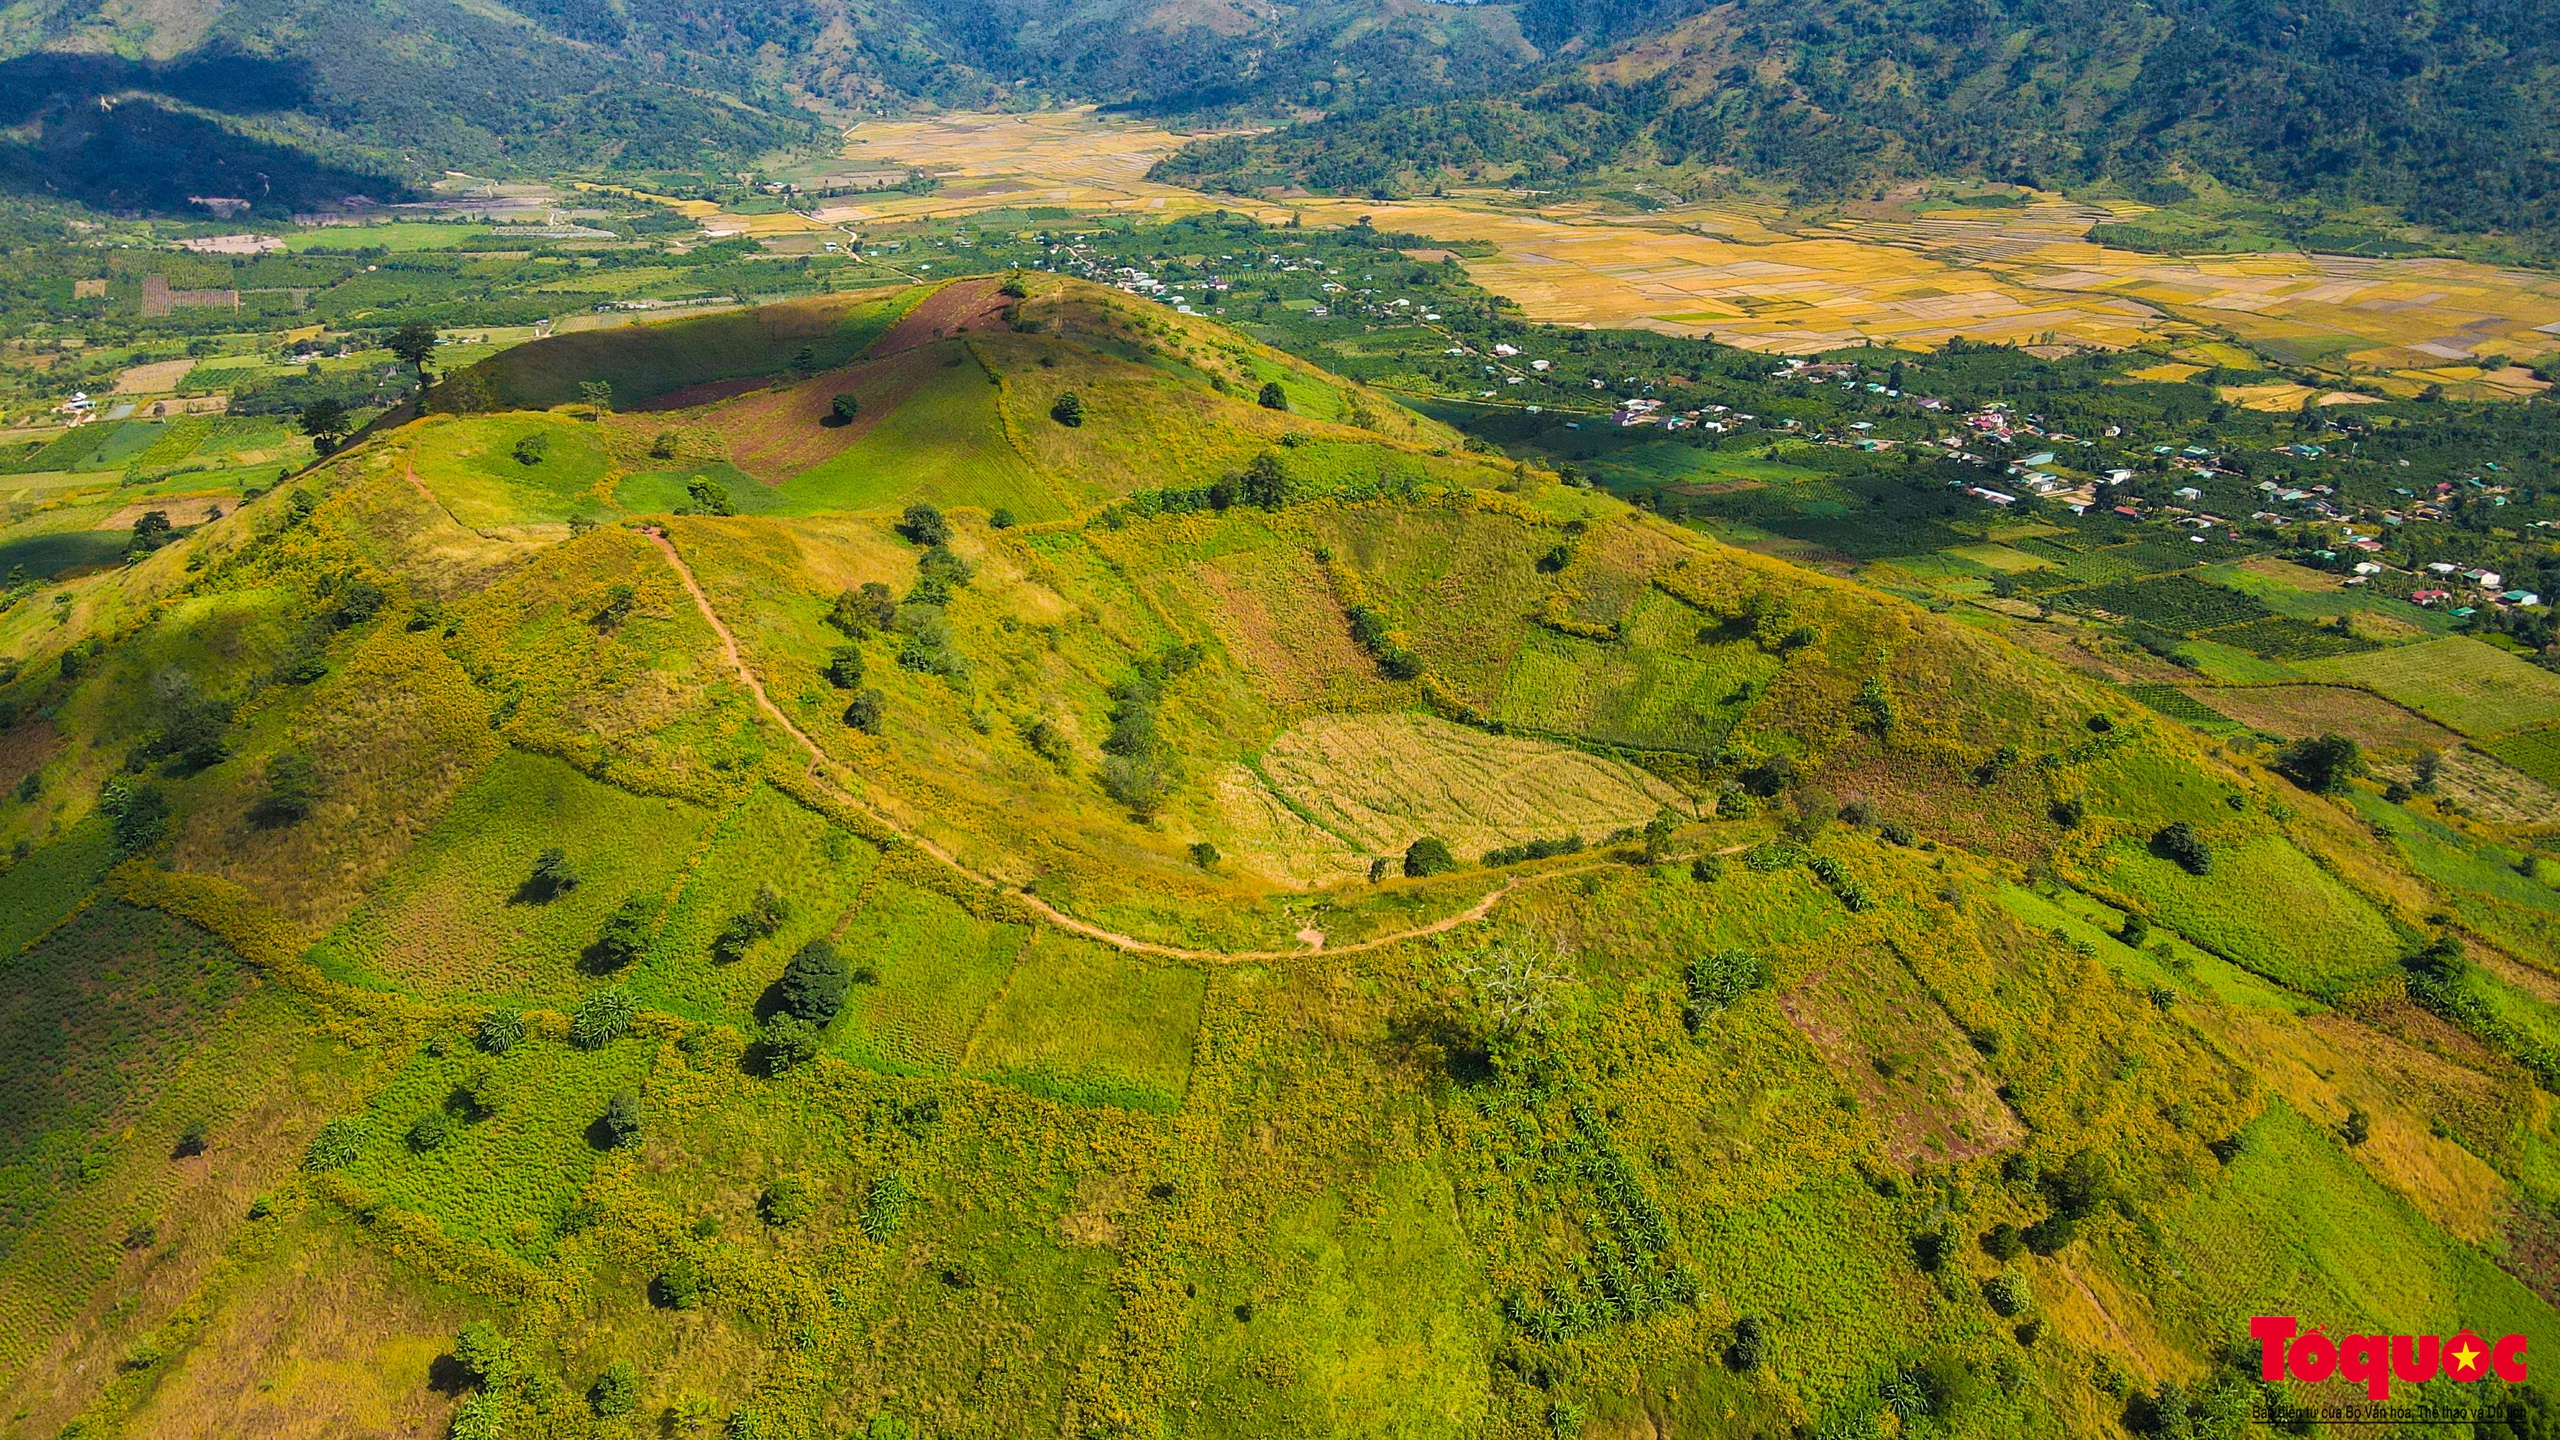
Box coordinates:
[387,321,439,381]
[1050,391,1084,426]
[594,895,655,970]
[828,392,860,426]
[1257,380,1289,411]
[298,397,353,454]
[598,1091,643,1148]
[579,380,612,419]
[778,938,851,1025]
[2275,732,2363,794]
[899,502,951,547]
[1404,836,1456,878]
[529,846,580,898]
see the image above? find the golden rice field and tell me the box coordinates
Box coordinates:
[708,110,2560,393]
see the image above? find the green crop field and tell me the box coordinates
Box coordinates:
[2085,834,2406,994]
[2484,725,2560,788]
[2298,636,2560,737]
[4,271,2558,1440]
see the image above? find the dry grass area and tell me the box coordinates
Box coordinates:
[113,359,199,395]
[1239,711,1685,865]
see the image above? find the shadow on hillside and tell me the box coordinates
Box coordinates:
[0,48,410,216]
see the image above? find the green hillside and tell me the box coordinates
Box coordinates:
[3,279,2558,1438]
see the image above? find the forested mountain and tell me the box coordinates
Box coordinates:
[1,0,2553,244]
[1155,0,2560,246]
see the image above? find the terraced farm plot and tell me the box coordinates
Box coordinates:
[2188,684,2457,754]
[308,750,717,1002]
[332,1038,658,1259]
[1492,624,1770,753]
[833,878,1027,1075]
[2297,636,2560,737]
[2123,684,2236,728]
[2053,573,2269,632]
[2205,616,2380,661]
[2087,834,2404,995]
[964,932,1204,1111]
[774,344,1058,519]
[632,785,880,1022]
[2166,1102,2560,1357]
[1247,712,1684,863]
[1777,944,2024,1165]
[407,414,617,528]
[2483,726,2560,789]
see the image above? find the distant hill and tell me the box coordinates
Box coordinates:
[1151,0,2560,250]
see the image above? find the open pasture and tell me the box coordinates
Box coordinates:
[963,931,1205,1111]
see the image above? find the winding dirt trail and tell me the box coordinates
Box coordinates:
[638,524,1604,964]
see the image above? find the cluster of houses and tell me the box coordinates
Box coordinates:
[2411,562,2540,612]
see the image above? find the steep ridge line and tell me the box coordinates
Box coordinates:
[637,523,1607,964]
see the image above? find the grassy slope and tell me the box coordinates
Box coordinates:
[2,279,2556,1438]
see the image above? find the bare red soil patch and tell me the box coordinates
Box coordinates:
[868,276,1008,357]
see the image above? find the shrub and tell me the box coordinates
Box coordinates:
[652,1259,703,1310]
[758,1014,820,1076]
[1023,718,1070,763]
[712,884,789,964]
[825,646,864,689]
[1879,820,1915,846]
[2120,911,2151,948]
[593,895,655,970]
[530,847,580,898]
[989,507,1015,529]
[1239,450,1292,508]
[759,1178,810,1227]
[173,1120,209,1158]
[828,582,897,637]
[102,778,171,858]
[513,431,550,466]
[477,1007,526,1055]
[1981,1222,2024,1261]
[780,939,851,1024]
[569,988,636,1049]
[2022,1213,2077,1255]
[829,392,859,424]
[1983,1269,2031,1317]
[256,752,322,824]
[304,1118,363,1172]
[684,477,736,516]
[453,1321,509,1386]
[1726,1315,1766,1371]
[1257,380,1288,410]
[407,1109,458,1152]
[2150,822,2213,875]
[590,1361,640,1417]
[1189,841,1220,868]
[1485,834,1586,867]
[861,1172,911,1240]
[599,1090,643,1148]
[1684,949,1766,1028]
[1404,836,1456,878]
[898,503,951,547]
[844,688,885,733]
[1690,853,1723,883]
[1050,391,1084,426]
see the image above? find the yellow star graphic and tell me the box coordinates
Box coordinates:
[2451,1343,2483,1374]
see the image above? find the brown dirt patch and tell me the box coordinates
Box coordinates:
[1779,943,2025,1166]
[97,495,231,529]
[868,276,1008,357]
[0,714,59,797]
